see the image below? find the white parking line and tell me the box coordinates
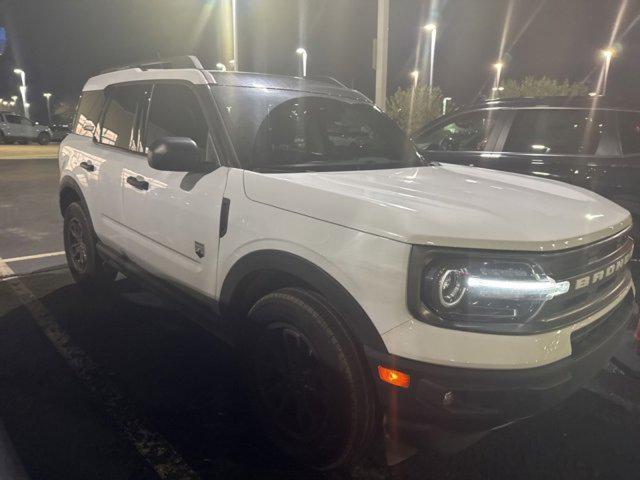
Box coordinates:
[0,258,201,480]
[3,251,65,263]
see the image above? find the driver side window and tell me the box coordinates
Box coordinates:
[414,110,496,152]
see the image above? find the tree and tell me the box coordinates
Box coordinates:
[497,76,589,98]
[386,85,443,134]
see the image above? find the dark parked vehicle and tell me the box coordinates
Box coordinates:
[413,96,640,247]
[50,123,71,142]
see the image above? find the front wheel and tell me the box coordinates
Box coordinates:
[63,202,117,288]
[37,132,51,145]
[244,288,378,470]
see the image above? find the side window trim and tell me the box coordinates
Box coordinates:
[95,84,148,156]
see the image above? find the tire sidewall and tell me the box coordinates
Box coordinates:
[244,288,376,470]
[38,132,51,145]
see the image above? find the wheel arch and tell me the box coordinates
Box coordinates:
[219,249,388,353]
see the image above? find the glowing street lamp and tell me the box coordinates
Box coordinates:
[423,23,437,89]
[492,61,504,98]
[43,92,53,124]
[442,96,452,115]
[600,48,616,95]
[215,62,227,72]
[410,70,419,88]
[296,47,308,77]
[11,95,17,102]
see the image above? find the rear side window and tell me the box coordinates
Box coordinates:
[413,110,497,152]
[5,114,21,125]
[74,90,105,137]
[100,84,147,150]
[504,109,607,155]
[618,111,640,154]
[144,84,208,153]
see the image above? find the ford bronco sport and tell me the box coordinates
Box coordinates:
[59,56,638,469]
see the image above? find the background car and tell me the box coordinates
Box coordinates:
[0,113,52,144]
[49,122,71,142]
[412,96,640,248]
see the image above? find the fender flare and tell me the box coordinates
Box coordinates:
[220,249,388,353]
[59,176,99,237]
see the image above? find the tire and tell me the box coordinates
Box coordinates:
[63,202,117,288]
[37,132,51,145]
[243,288,378,470]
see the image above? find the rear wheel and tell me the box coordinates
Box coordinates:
[37,132,51,145]
[243,288,378,470]
[63,202,117,288]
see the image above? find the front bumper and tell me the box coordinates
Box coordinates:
[365,290,638,453]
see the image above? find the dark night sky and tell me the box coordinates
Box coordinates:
[0,0,639,123]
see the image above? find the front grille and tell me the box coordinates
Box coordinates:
[531,228,634,329]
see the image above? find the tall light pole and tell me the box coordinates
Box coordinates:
[492,61,504,98]
[442,96,452,115]
[231,0,238,71]
[423,23,437,90]
[600,48,615,95]
[296,47,308,77]
[43,92,52,124]
[215,62,227,72]
[374,0,390,111]
[13,68,29,118]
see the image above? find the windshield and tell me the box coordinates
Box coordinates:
[212,86,427,172]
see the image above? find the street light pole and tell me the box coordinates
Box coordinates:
[442,96,452,115]
[601,48,615,95]
[492,62,504,99]
[296,47,308,77]
[374,0,390,111]
[423,23,437,90]
[43,92,52,124]
[231,0,238,70]
[13,68,29,119]
[410,70,419,90]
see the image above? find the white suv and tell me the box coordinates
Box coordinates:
[59,57,637,469]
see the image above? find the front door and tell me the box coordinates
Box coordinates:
[412,109,504,168]
[121,82,228,297]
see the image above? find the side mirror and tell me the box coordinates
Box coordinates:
[147,137,203,172]
[83,121,95,133]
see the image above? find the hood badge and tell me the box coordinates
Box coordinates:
[195,241,205,259]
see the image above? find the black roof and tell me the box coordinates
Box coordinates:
[470,95,640,111]
[208,71,370,102]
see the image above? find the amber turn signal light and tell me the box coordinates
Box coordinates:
[377,365,410,388]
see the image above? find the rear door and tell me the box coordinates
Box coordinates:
[481,108,611,188]
[121,82,228,297]
[412,109,504,167]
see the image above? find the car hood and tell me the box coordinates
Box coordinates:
[243,164,631,251]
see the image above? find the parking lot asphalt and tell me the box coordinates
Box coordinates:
[1,154,640,479]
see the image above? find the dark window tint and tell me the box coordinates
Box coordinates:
[74,90,105,137]
[5,114,21,125]
[618,111,640,154]
[504,109,606,155]
[413,110,497,152]
[145,84,208,153]
[100,85,146,149]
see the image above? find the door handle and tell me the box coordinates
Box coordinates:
[80,161,94,172]
[127,175,149,191]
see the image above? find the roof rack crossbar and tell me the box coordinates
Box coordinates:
[99,55,204,74]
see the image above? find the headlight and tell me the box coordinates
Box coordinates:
[408,249,570,333]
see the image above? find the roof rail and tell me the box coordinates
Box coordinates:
[304,75,349,89]
[99,55,204,74]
